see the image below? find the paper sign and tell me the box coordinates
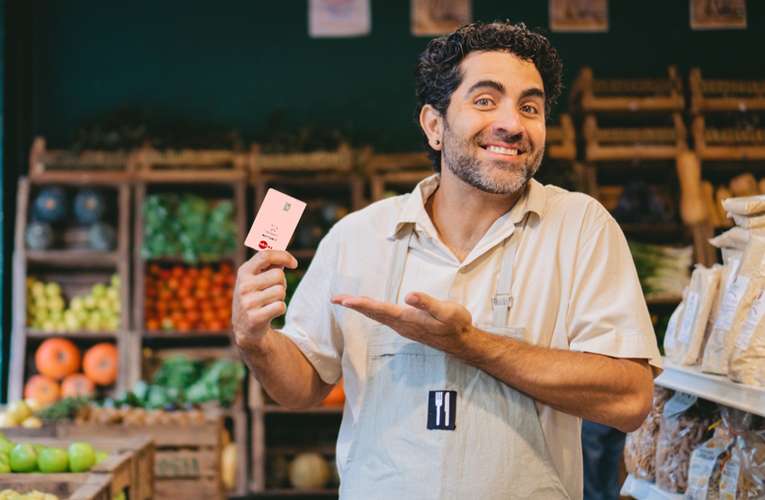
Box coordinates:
[663,391,698,417]
[678,291,700,343]
[245,189,306,251]
[714,275,750,331]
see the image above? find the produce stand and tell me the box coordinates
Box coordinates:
[0,472,112,500]
[9,172,133,403]
[0,432,154,500]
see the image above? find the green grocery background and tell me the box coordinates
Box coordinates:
[3,0,765,401]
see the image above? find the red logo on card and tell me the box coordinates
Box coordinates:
[258,241,269,249]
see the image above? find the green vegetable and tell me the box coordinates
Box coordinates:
[35,396,92,420]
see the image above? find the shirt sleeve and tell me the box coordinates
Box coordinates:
[279,236,344,385]
[566,215,663,377]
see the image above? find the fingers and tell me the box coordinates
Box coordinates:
[240,250,298,275]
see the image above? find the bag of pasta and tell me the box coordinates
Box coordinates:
[656,393,718,493]
[669,264,722,366]
[684,407,741,500]
[625,387,675,481]
[702,232,765,375]
[719,428,765,500]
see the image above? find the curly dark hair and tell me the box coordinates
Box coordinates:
[414,21,563,172]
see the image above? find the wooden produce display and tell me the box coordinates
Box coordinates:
[28,137,136,183]
[690,68,765,114]
[545,114,577,161]
[582,113,687,162]
[570,66,685,115]
[9,173,133,403]
[0,433,154,500]
[692,115,765,160]
[365,151,434,203]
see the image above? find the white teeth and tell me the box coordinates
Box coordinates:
[486,146,519,156]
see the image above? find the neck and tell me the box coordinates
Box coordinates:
[425,169,525,262]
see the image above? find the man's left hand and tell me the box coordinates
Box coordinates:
[329,292,473,353]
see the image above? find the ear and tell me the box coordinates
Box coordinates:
[419,104,443,150]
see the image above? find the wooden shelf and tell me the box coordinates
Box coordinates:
[25,329,119,341]
[26,249,121,267]
[262,404,343,414]
[690,68,765,114]
[583,114,687,162]
[257,489,338,497]
[143,254,238,265]
[142,329,233,338]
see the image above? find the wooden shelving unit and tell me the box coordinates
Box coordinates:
[9,169,134,403]
[689,68,765,115]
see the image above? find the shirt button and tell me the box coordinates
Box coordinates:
[459,267,468,274]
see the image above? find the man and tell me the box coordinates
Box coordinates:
[233,21,661,499]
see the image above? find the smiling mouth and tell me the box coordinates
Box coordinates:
[482,145,524,157]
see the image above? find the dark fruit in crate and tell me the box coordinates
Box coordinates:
[25,221,54,250]
[89,222,117,251]
[33,186,68,223]
[73,188,107,224]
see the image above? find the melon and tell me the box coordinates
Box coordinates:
[89,222,116,251]
[73,189,106,224]
[289,452,331,489]
[25,222,54,250]
[33,187,68,223]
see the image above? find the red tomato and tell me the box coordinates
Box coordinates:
[148,263,162,276]
[200,266,214,277]
[186,267,199,279]
[195,288,209,300]
[170,310,184,324]
[213,273,226,286]
[180,276,195,289]
[159,269,172,280]
[218,307,231,320]
[145,287,158,298]
[186,309,201,324]
[171,265,185,278]
[197,278,211,290]
[225,289,234,300]
[207,320,223,331]
[176,287,190,299]
[225,274,235,286]
[213,297,229,310]
[210,286,225,298]
[182,297,197,310]
[176,320,192,331]
[219,263,233,275]
[201,309,217,323]
[198,300,213,311]
[167,278,180,290]
[146,318,160,330]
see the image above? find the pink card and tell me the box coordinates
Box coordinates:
[245,189,307,251]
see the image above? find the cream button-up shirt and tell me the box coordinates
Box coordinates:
[281,174,663,500]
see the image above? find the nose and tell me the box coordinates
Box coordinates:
[493,105,524,138]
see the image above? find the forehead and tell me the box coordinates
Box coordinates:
[456,50,544,95]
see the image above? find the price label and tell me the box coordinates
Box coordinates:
[664,303,683,350]
[735,290,765,350]
[714,275,750,331]
[678,291,700,343]
[664,391,697,417]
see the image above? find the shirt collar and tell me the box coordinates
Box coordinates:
[387,174,548,240]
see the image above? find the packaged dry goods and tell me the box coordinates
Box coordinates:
[729,212,765,230]
[684,415,735,499]
[719,429,765,500]
[667,265,722,366]
[709,227,750,253]
[625,387,675,481]
[728,286,765,387]
[656,393,717,493]
[664,297,686,359]
[708,250,744,332]
[703,232,765,375]
[723,195,765,216]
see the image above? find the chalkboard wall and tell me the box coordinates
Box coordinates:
[25,1,765,153]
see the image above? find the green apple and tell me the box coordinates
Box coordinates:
[69,296,85,311]
[67,441,95,472]
[106,287,119,301]
[0,438,15,455]
[85,318,102,332]
[30,282,46,298]
[91,283,107,298]
[38,446,68,473]
[9,443,38,472]
[0,453,9,473]
[107,317,120,331]
[110,274,121,288]
[44,282,61,298]
[32,444,46,455]
[94,450,109,465]
[47,296,65,312]
[83,295,97,310]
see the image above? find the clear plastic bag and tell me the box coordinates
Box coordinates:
[625,387,675,481]
[669,265,722,366]
[722,195,765,216]
[720,428,765,499]
[656,396,718,493]
[684,408,740,500]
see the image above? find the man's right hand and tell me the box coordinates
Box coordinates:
[232,250,298,348]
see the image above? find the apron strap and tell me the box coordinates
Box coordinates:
[384,223,415,305]
[491,222,523,327]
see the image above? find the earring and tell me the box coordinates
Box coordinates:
[435,140,440,145]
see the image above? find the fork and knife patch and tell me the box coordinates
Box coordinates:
[427,390,457,430]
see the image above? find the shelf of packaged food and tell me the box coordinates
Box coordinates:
[25,329,119,340]
[621,474,682,500]
[263,404,343,414]
[655,358,765,416]
[26,250,121,267]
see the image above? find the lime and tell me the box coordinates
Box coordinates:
[67,441,95,472]
[9,443,38,472]
[38,447,68,473]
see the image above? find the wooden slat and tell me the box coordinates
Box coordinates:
[28,137,135,183]
[690,67,765,114]
[154,477,223,500]
[155,448,217,478]
[572,66,684,114]
[25,250,120,266]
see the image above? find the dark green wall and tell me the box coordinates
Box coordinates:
[28,1,765,153]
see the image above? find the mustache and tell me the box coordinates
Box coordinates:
[478,131,534,152]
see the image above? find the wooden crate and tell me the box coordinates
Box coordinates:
[364,152,433,202]
[690,68,765,114]
[692,115,765,160]
[583,114,687,161]
[135,146,248,183]
[58,415,227,500]
[248,143,353,179]
[570,66,684,114]
[545,114,577,160]
[28,137,136,183]
[0,433,154,500]
[8,176,133,402]
[0,472,112,500]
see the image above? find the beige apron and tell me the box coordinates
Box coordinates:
[339,221,571,499]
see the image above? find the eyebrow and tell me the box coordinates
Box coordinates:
[465,80,545,101]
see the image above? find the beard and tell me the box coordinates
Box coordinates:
[442,120,544,195]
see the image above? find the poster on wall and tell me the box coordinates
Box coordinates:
[549,0,608,32]
[309,0,371,37]
[411,0,472,36]
[690,0,746,29]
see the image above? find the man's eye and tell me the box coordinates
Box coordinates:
[476,98,493,107]
[521,105,539,114]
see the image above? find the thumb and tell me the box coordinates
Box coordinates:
[404,292,442,316]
